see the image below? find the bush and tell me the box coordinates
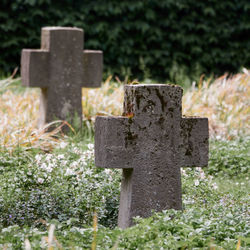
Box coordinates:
[0,142,121,229]
[0,0,249,81]
[0,163,249,249]
[1,137,249,229]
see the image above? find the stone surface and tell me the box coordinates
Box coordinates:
[95,84,209,229]
[21,27,103,128]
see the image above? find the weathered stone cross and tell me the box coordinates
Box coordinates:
[95,84,208,228]
[21,27,103,128]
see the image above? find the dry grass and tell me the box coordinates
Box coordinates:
[82,69,250,140]
[0,69,249,150]
[183,68,250,139]
[0,75,65,151]
[82,75,123,120]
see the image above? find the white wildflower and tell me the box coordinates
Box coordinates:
[79,156,87,165]
[181,169,187,176]
[60,141,68,149]
[45,154,53,161]
[61,160,68,167]
[65,168,75,176]
[212,183,218,190]
[38,178,44,184]
[216,135,222,140]
[35,154,42,163]
[87,143,94,150]
[40,163,47,170]
[194,180,199,186]
[104,169,111,175]
[85,169,92,175]
[57,154,65,160]
[70,161,78,168]
[84,150,93,160]
[200,170,205,180]
[46,165,53,173]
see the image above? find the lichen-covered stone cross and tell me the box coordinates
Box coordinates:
[95,84,209,229]
[21,27,103,128]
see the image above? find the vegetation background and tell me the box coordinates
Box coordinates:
[0,69,249,249]
[0,0,249,249]
[0,0,250,81]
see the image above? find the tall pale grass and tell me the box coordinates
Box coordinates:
[0,76,64,151]
[0,69,249,150]
[183,68,250,139]
[82,70,250,140]
[82,76,123,120]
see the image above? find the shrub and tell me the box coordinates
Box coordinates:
[0,0,249,80]
[0,143,121,228]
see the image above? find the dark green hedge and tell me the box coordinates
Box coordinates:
[0,0,249,80]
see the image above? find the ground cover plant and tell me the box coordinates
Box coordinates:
[0,70,249,249]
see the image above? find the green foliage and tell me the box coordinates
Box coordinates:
[0,142,121,229]
[208,137,250,177]
[0,0,250,82]
[0,167,249,249]
[0,138,249,248]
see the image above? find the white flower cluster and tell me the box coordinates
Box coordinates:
[33,143,95,184]
[67,143,95,178]
[181,167,218,190]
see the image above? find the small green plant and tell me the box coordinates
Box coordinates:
[208,137,250,177]
[0,142,121,229]
[0,137,249,249]
[0,71,249,248]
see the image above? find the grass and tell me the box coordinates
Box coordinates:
[1,69,249,152]
[83,69,250,140]
[0,69,249,249]
[183,69,250,139]
[0,76,64,151]
[0,138,249,249]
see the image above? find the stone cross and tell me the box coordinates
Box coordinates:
[21,27,103,128]
[95,84,208,229]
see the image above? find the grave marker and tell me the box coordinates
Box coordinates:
[21,27,103,128]
[95,84,209,228]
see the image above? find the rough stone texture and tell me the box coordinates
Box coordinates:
[21,27,103,128]
[95,84,209,229]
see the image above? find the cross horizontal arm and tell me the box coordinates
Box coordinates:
[21,49,49,87]
[95,116,134,169]
[180,117,209,167]
[82,50,103,88]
